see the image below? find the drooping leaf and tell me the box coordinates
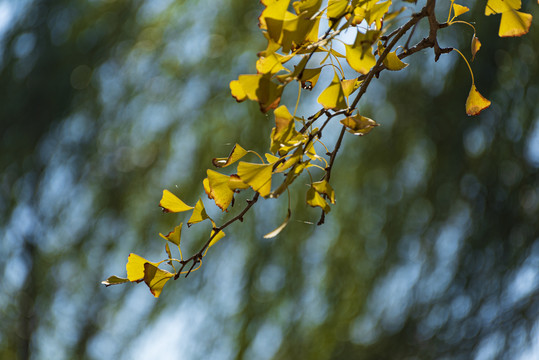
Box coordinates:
[208,228,226,249]
[341,78,362,98]
[317,73,347,110]
[263,209,291,238]
[187,198,210,226]
[237,162,273,197]
[312,180,336,204]
[345,30,378,75]
[143,263,174,298]
[159,223,183,246]
[306,187,331,213]
[471,36,481,61]
[159,190,194,213]
[340,114,379,135]
[270,105,305,155]
[383,51,408,71]
[101,275,129,286]
[212,143,248,168]
[206,169,235,211]
[452,3,469,18]
[466,84,491,116]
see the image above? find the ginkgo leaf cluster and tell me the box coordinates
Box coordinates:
[104,0,535,297]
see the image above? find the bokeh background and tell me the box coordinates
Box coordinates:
[1,0,539,359]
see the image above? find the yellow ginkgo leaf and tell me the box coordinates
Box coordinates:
[228,174,250,190]
[187,198,210,226]
[159,190,194,213]
[452,3,469,18]
[345,31,378,75]
[312,180,336,204]
[212,143,248,168]
[327,0,348,19]
[159,223,183,246]
[293,0,323,17]
[306,187,331,213]
[466,84,491,116]
[143,263,173,298]
[206,170,235,211]
[237,162,273,197]
[263,209,291,238]
[208,228,226,249]
[126,253,157,282]
[341,78,362,98]
[484,0,532,37]
[256,52,287,75]
[340,114,379,135]
[317,73,347,110]
[485,0,521,16]
[471,36,481,61]
[383,51,408,71]
[498,10,532,37]
[230,74,283,112]
[101,275,129,286]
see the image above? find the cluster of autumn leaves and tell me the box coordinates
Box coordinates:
[103,0,534,297]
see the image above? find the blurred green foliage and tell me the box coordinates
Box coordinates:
[1,1,538,359]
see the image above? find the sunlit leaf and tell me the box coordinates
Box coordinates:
[208,228,226,249]
[143,263,173,298]
[159,190,194,213]
[471,36,481,61]
[498,10,532,37]
[256,52,287,75]
[187,198,210,226]
[306,187,331,213]
[228,174,250,190]
[312,180,336,204]
[259,0,291,32]
[466,84,491,116]
[340,114,379,135]
[126,253,156,282]
[277,13,321,52]
[317,73,347,110]
[485,0,521,16]
[159,223,183,246]
[237,162,273,197]
[383,51,408,71]
[230,74,283,112]
[212,143,248,168]
[101,275,129,286]
[365,0,391,30]
[293,0,323,17]
[341,78,362,98]
[452,3,469,18]
[263,209,291,238]
[327,0,348,19]
[345,30,378,75]
[206,169,235,211]
[484,0,532,37]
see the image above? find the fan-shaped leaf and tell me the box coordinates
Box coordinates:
[159,190,193,213]
[143,263,173,298]
[317,73,347,110]
[159,223,183,246]
[466,84,491,116]
[187,198,210,226]
[237,162,273,197]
